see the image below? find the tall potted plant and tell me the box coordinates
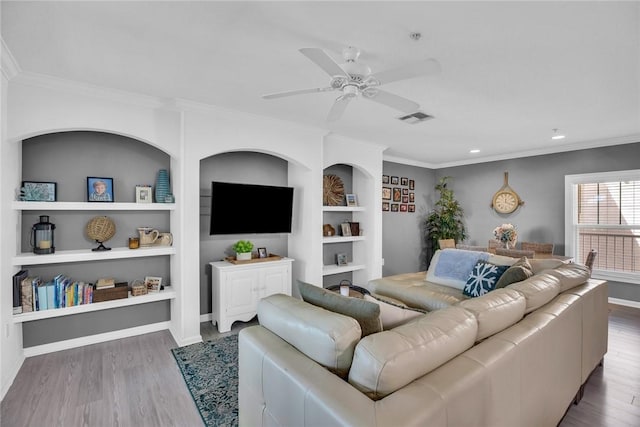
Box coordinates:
[425,176,467,261]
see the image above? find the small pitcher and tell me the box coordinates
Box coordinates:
[137,227,160,246]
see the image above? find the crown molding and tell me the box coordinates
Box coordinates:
[1,38,21,80]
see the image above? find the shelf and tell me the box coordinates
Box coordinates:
[12,287,176,323]
[322,206,365,212]
[322,263,366,276]
[12,201,176,211]
[322,236,366,244]
[13,246,176,266]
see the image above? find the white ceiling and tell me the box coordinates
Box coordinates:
[2,1,639,167]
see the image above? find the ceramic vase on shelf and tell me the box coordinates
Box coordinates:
[155,169,170,203]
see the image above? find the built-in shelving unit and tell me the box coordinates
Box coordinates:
[322,235,365,244]
[322,263,366,276]
[12,246,175,266]
[13,201,175,211]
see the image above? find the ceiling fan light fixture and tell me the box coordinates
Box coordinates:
[397,111,434,124]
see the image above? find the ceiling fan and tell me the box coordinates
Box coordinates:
[262,46,441,122]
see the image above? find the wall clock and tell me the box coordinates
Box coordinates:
[491,172,524,214]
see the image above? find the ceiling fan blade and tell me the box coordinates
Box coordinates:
[326,95,353,122]
[364,89,420,113]
[262,86,334,99]
[372,58,441,85]
[299,48,349,78]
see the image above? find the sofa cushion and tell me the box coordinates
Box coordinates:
[529,258,565,274]
[463,261,509,297]
[426,249,491,290]
[542,263,591,292]
[348,306,478,400]
[257,294,361,378]
[458,288,526,340]
[363,293,426,329]
[495,257,534,288]
[506,273,561,313]
[297,280,382,337]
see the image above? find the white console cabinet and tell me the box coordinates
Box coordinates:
[210,257,293,332]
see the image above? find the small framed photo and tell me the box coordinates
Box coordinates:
[382,202,390,211]
[382,175,389,184]
[341,223,352,237]
[401,177,409,186]
[135,185,152,203]
[345,193,358,207]
[144,276,162,293]
[349,222,360,236]
[402,196,409,203]
[257,247,267,258]
[87,177,114,202]
[409,179,415,190]
[391,204,399,212]
[336,253,348,266]
[393,188,402,202]
[409,192,415,202]
[408,204,416,212]
[400,204,408,212]
[391,176,399,185]
[21,181,57,201]
[402,188,409,195]
[382,187,391,200]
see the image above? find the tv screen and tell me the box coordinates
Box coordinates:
[209,181,294,235]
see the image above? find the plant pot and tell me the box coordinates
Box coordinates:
[236,252,252,261]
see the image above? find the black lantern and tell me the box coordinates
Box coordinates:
[31,215,55,254]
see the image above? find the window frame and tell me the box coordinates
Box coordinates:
[565,169,640,285]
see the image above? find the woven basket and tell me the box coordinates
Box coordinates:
[131,280,148,296]
[86,216,116,242]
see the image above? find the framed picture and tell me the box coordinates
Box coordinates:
[408,204,416,212]
[391,176,399,185]
[409,192,415,202]
[340,223,352,236]
[402,188,409,195]
[349,222,360,236]
[21,181,57,202]
[400,204,408,212]
[135,185,152,203]
[391,204,399,212]
[382,187,391,200]
[257,247,267,258]
[393,187,402,202]
[402,196,409,203]
[382,175,389,184]
[87,177,114,202]
[401,177,409,186]
[382,202,390,211]
[336,253,348,266]
[144,276,162,293]
[409,179,415,190]
[346,193,358,207]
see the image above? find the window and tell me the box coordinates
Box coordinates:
[565,170,640,284]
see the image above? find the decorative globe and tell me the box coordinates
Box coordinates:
[86,216,116,251]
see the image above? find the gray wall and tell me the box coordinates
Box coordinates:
[21,131,171,347]
[199,152,289,315]
[382,142,640,303]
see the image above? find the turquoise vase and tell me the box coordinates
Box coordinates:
[155,169,170,203]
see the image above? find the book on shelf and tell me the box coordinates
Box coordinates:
[13,270,28,314]
[95,277,115,289]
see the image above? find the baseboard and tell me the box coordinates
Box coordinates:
[23,321,171,357]
[608,297,640,309]
[1,353,25,401]
[200,313,213,323]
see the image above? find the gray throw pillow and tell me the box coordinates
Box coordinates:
[297,280,382,337]
[495,257,534,288]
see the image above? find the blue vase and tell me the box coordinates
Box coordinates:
[155,169,170,203]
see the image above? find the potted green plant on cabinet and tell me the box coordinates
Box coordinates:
[425,176,467,262]
[233,240,254,261]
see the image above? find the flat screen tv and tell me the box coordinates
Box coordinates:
[209,181,294,235]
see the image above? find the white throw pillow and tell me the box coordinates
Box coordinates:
[364,293,426,329]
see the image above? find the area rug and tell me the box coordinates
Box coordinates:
[171,334,239,427]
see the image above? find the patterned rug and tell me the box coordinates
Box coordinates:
[171,334,239,427]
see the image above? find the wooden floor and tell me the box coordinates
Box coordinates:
[1,308,638,427]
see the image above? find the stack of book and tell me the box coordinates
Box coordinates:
[13,272,94,313]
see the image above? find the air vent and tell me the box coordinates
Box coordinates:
[397,111,434,124]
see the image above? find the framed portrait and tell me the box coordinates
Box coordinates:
[382,202,390,211]
[382,175,389,184]
[402,196,409,203]
[349,221,360,236]
[345,193,358,207]
[144,276,162,293]
[257,247,268,258]
[393,187,402,202]
[408,204,416,212]
[135,185,152,203]
[87,177,114,202]
[400,204,408,212]
[391,176,399,185]
[401,177,409,186]
[409,179,415,190]
[21,181,57,202]
[336,253,348,266]
[382,187,391,200]
[391,204,399,212]
[340,222,352,237]
[402,188,409,195]
[409,192,415,202]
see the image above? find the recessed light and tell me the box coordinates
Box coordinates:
[551,128,566,140]
[469,149,480,153]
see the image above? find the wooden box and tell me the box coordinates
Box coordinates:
[93,282,129,303]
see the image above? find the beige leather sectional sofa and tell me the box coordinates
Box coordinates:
[239,250,608,426]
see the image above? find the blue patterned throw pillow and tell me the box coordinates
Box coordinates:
[463,261,509,297]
